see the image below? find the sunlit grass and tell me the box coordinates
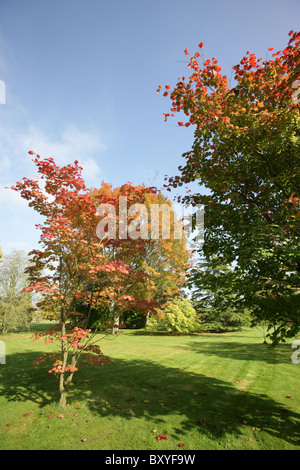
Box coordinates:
[0,325,299,450]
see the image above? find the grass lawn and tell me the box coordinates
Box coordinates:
[0,325,299,450]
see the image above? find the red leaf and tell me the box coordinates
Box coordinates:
[157,434,168,440]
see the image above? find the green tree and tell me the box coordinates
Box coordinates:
[159,30,300,343]
[147,297,200,334]
[0,250,33,334]
[190,255,251,332]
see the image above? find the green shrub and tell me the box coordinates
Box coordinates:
[147,297,201,334]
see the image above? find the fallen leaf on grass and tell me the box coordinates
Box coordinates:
[178,443,185,447]
[157,434,168,440]
[23,413,30,417]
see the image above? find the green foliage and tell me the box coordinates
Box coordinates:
[123,310,147,329]
[0,250,33,333]
[161,32,300,343]
[190,254,251,332]
[147,297,201,333]
[75,303,111,331]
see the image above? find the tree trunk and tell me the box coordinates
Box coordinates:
[58,385,67,409]
[112,309,120,334]
[58,323,68,408]
[58,369,76,409]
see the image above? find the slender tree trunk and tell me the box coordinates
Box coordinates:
[58,317,68,408]
[112,309,120,334]
[58,386,68,408]
[59,369,76,409]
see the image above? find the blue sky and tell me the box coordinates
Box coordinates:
[0,0,299,254]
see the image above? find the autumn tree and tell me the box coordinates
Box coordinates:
[159,30,300,343]
[12,153,117,407]
[12,153,174,407]
[90,183,192,332]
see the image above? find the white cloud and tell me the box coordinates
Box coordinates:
[0,123,107,253]
[18,125,105,185]
[0,185,28,208]
[0,123,105,184]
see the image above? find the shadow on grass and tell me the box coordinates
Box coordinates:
[174,340,294,365]
[0,350,57,407]
[1,350,300,446]
[125,328,293,365]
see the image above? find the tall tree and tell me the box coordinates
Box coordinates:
[190,254,251,332]
[90,183,192,331]
[0,250,33,334]
[12,152,114,407]
[158,30,300,343]
[12,153,175,406]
